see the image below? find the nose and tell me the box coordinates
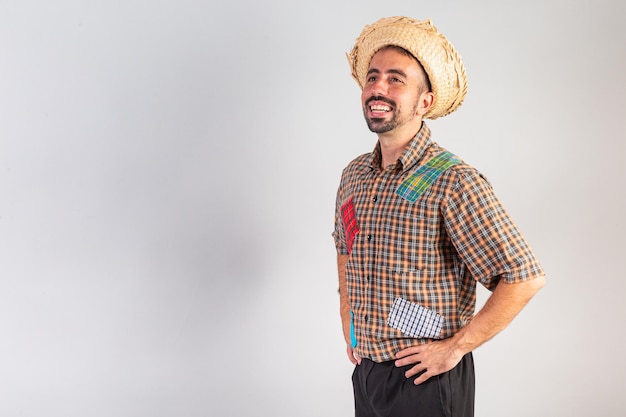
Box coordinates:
[367,78,387,97]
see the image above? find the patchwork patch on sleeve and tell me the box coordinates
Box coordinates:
[396,151,461,203]
[387,297,444,339]
[340,197,359,254]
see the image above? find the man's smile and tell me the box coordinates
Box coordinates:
[370,104,392,112]
[366,97,395,117]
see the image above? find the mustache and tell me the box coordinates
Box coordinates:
[366,96,396,108]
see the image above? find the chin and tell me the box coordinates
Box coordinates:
[366,120,394,134]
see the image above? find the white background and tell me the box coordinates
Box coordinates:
[1,0,625,416]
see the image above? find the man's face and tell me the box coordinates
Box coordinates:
[361,47,427,134]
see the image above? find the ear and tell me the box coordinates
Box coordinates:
[415,91,435,116]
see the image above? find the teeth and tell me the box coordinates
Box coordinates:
[370,104,391,112]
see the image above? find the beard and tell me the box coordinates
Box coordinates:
[365,113,401,134]
[363,96,419,134]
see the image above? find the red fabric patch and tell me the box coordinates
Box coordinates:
[341,197,359,254]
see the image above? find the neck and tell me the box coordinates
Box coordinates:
[377,120,423,168]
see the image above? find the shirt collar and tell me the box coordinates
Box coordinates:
[371,122,433,173]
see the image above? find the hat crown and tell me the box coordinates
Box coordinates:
[348,16,467,119]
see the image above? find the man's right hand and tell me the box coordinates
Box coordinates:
[347,345,362,365]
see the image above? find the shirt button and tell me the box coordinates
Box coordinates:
[367,235,372,241]
[372,195,378,202]
[364,315,369,322]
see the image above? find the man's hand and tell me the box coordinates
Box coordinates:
[394,338,463,385]
[347,345,362,366]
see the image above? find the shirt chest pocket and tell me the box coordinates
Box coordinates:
[381,206,443,271]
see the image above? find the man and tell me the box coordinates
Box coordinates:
[333,17,545,417]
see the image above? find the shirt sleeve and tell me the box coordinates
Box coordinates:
[332,178,349,255]
[442,168,544,290]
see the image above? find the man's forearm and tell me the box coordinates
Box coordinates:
[450,275,546,356]
[337,254,351,345]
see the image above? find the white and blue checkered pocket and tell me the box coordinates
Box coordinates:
[387,297,444,339]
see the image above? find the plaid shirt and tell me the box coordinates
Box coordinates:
[333,123,544,362]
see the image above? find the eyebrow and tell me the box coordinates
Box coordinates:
[366,68,408,78]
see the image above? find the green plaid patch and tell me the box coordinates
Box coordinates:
[396,151,461,202]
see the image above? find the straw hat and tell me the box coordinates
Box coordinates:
[347,16,468,119]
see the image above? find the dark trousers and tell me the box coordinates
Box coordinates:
[352,353,475,417]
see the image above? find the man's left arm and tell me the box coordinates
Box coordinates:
[395,275,545,385]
